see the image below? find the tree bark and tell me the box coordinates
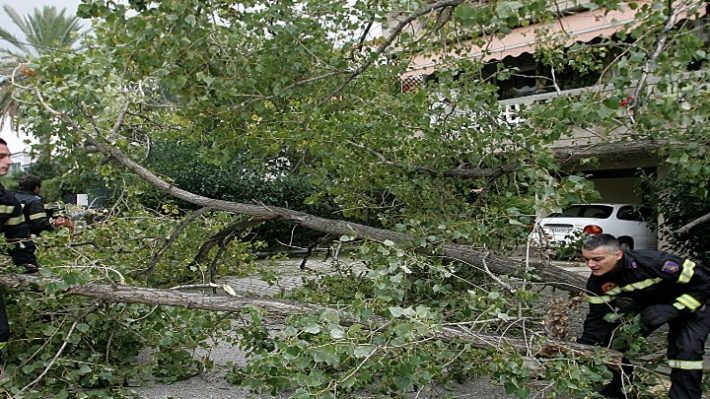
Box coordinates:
[552,138,666,164]
[675,211,710,235]
[0,273,622,366]
[0,273,318,317]
[190,217,271,268]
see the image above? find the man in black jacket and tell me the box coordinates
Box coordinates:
[10,175,69,271]
[0,138,28,354]
[15,175,67,236]
[578,234,710,398]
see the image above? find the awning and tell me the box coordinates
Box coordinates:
[400,3,707,80]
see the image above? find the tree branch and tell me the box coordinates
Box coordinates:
[675,211,710,235]
[0,273,318,316]
[190,217,272,268]
[99,134,586,291]
[2,273,667,372]
[347,140,520,179]
[144,206,213,278]
[325,0,466,100]
[552,138,668,165]
[628,1,690,119]
[111,101,130,141]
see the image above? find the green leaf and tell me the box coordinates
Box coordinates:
[496,1,522,18]
[328,324,345,339]
[76,323,90,333]
[353,345,374,358]
[312,348,340,367]
[303,324,321,334]
[320,309,340,324]
[496,3,512,18]
[603,97,620,109]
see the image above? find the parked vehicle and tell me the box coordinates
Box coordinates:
[531,203,657,251]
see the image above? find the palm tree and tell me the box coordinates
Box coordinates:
[0,5,83,125]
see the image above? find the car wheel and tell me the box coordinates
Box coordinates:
[619,237,634,251]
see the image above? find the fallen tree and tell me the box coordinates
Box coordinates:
[10,272,703,375]
[39,113,591,293]
[4,0,708,396]
[0,272,619,364]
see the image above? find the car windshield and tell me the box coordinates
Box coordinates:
[549,205,614,219]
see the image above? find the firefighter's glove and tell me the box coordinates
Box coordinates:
[640,304,681,332]
[613,297,641,314]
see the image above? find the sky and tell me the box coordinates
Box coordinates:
[0,0,84,153]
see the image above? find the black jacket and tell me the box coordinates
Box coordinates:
[578,250,710,345]
[0,184,25,236]
[15,190,53,236]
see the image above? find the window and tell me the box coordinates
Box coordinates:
[551,205,613,218]
[617,205,652,222]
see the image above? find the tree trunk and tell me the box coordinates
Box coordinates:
[0,273,623,367]
[0,273,318,317]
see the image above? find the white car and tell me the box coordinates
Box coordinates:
[531,203,657,251]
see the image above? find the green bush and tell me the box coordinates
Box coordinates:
[146,140,341,248]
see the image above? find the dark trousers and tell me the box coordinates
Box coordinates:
[8,238,38,267]
[602,304,709,399]
[666,305,710,399]
[0,290,9,343]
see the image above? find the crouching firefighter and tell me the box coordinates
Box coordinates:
[578,234,710,399]
[0,138,28,354]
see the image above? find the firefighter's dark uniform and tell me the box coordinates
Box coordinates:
[578,250,710,399]
[15,190,54,236]
[8,190,55,268]
[0,183,25,351]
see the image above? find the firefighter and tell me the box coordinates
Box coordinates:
[0,138,27,355]
[10,175,70,272]
[578,233,710,399]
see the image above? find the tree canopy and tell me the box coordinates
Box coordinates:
[1,0,709,397]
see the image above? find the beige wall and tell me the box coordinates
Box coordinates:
[591,177,642,204]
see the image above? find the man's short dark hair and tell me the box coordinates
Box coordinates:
[18,175,42,192]
[583,234,620,251]
[0,138,7,146]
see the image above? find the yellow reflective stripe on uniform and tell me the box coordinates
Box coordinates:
[603,278,662,297]
[588,295,613,304]
[674,294,702,311]
[4,215,25,226]
[667,359,704,370]
[673,302,686,310]
[622,278,662,292]
[678,260,696,283]
[0,341,6,349]
[0,204,14,214]
[28,212,46,220]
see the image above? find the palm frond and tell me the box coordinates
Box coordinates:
[1,5,83,56]
[0,7,30,54]
[0,4,84,124]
